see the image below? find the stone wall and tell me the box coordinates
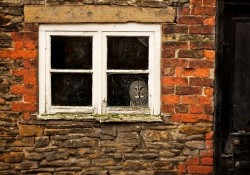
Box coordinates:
[0,0,215,174]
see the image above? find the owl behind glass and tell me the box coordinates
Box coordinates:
[129,81,148,107]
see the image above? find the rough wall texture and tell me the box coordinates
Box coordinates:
[0,0,215,174]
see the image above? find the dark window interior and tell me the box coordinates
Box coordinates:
[107,37,148,70]
[51,36,92,69]
[51,73,92,106]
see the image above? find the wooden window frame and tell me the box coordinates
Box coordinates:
[39,23,161,116]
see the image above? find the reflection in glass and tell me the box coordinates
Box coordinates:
[51,36,92,69]
[107,74,148,106]
[51,73,92,106]
[107,37,148,70]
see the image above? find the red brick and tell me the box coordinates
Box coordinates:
[162,95,180,104]
[206,131,213,140]
[177,7,190,16]
[162,67,175,76]
[182,114,212,123]
[23,24,39,32]
[200,149,213,157]
[0,49,12,58]
[12,102,37,112]
[185,157,200,165]
[175,67,182,77]
[171,114,181,122]
[11,50,38,59]
[162,49,175,58]
[163,25,188,34]
[23,112,31,121]
[206,140,213,149]
[175,104,188,113]
[190,0,202,6]
[204,50,215,60]
[201,157,213,165]
[178,164,186,174]
[162,77,188,86]
[198,96,212,105]
[204,87,213,96]
[204,105,213,114]
[161,104,174,113]
[162,59,189,67]
[23,71,37,85]
[190,105,203,114]
[189,60,214,69]
[23,60,37,69]
[191,7,215,16]
[182,96,198,104]
[14,41,24,49]
[177,16,204,25]
[181,114,199,123]
[11,32,38,41]
[178,50,203,58]
[162,86,174,94]
[24,95,37,103]
[187,165,213,174]
[164,42,188,50]
[190,42,214,50]
[189,26,215,34]
[189,77,213,87]
[183,68,210,77]
[203,0,216,6]
[24,41,37,50]
[176,86,201,95]
[204,16,215,25]
[10,85,37,95]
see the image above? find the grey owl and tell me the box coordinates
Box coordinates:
[129,81,148,107]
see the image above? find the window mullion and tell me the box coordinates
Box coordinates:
[101,32,108,114]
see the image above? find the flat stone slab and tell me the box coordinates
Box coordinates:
[24,5,175,23]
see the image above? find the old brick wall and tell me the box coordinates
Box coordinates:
[0,0,215,174]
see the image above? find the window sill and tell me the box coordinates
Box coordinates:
[34,113,169,123]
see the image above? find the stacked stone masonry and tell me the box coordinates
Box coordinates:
[0,0,215,174]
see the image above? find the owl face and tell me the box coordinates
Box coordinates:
[129,81,148,100]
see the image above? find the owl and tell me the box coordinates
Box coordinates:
[129,80,148,107]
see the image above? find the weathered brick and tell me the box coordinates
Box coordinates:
[162,95,180,104]
[176,86,201,95]
[18,124,44,136]
[163,25,189,34]
[191,7,215,16]
[190,105,203,114]
[164,42,189,50]
[162,77,188,86]
[189,26,215,34]
[0,152,24,163]
[178,50,203,58]
[162,86,174,94]
[190,42,214,50]
[189,78,213,87]
[175,104,188,113]
[177,16,204,25]
[187,165,213,174]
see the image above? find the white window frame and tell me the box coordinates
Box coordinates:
[39,23,161,116]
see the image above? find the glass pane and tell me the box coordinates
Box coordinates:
[107,74,148,107]
[51,73,92,106]
[107,37,149,70]
[51,36,92,69]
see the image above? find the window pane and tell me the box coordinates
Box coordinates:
[107,74,148,107]
[51,36,92,69]
[107,37,148,70]
[51,73,92,106]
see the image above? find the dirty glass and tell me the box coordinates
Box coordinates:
[107,74,148,106]
[51,73,92,106]
[107,37,148,70]
[51,36,92,69]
